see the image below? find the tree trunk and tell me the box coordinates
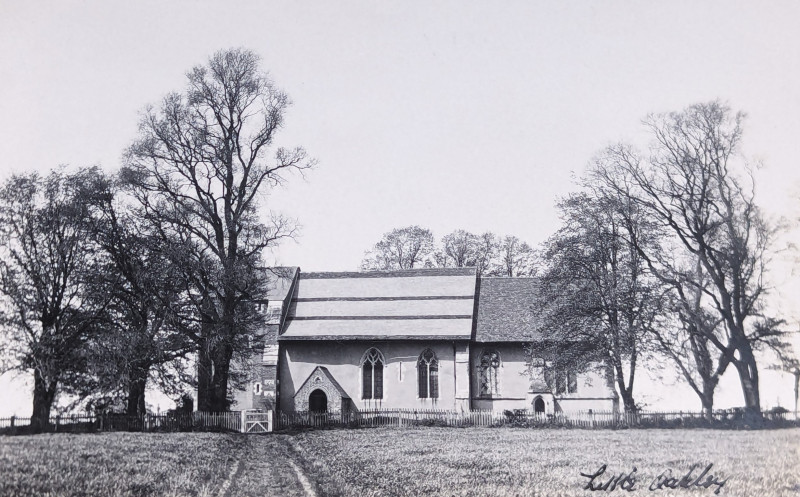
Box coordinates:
[196,342,214,412]
[126,364,150,415]
[31,369,58,433]
[209,343,234,412]
[734,344,761,418]
[700,387,714,421]
[618,387,637,413]
[611,359,637,413]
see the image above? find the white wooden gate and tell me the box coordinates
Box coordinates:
[240,410,273,433]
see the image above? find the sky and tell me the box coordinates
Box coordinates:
[1,0,799,416]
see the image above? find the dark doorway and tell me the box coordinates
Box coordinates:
[309,389,327,413]
[534,397,545,414]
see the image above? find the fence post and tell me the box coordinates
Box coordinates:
[10,415,14,428]
[240,410,247,433]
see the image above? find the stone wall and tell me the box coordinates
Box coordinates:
[293,368,345,413]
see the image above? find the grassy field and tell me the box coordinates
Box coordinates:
[1,428,799,496]
[0,432,308,497]
[289,427,800,497]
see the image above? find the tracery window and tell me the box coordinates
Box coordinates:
[478,350,501,397]
[361,348,385,400]
[546,368,578,394]
[417,349,439,399]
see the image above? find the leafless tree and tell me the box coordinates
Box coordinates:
[361,226,435,270]
[123,48,313,412]
[489,235,536,277]
[646,256,731,419]
[433,230,499,276]
[591,100,791,416]
[473,232,500,276]
[440,230,479,268]
[0,167,111,431]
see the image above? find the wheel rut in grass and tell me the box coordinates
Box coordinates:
[224,434,317,497]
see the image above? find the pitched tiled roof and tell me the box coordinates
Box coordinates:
[280,267,477,340]
[474,277,540,342]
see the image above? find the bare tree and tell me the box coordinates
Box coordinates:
[648,257,731,419]
[473,232,499,276]
[123,48,313,411]
[489,235,536,277]
[440,230,479,268]
[432,230,498,275]
[361,226,435,270]
[534,193,661,412]
[0,167,110,431]
[591,101,790,416]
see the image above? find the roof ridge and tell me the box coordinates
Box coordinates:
[480,276,539,280]
[300,267,477,279]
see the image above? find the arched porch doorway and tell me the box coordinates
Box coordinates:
[533,396,545,414]
[309,389,328,413]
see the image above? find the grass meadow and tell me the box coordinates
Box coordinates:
[0,432,307,497]
[289,427,800,497]
[0,427,798,496]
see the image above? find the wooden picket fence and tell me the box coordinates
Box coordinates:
[277,408,800,430]
[1,408,795,434]
[0,411,243,434]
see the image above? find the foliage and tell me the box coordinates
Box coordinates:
[0,167,112,431]
[69,176,196,415]
[533,193,662,412]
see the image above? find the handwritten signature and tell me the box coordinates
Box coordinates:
[580,463,728,494]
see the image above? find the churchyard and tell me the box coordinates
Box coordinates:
[1,427,798,496]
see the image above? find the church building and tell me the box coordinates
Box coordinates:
[231,267,617,415]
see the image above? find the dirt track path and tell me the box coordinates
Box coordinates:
[225,435,317,497]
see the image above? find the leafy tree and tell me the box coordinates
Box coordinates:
[591,101,791,416]
[534,193,661,412]
[0,167,110,430]
[83,178,194,415]
[123,48,312,412]
[361,226,435,270]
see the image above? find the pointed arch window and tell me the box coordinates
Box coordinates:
[545,367,578,394]
[361,348,385,400]
[417,349,439,399]
[479,350,501,397]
